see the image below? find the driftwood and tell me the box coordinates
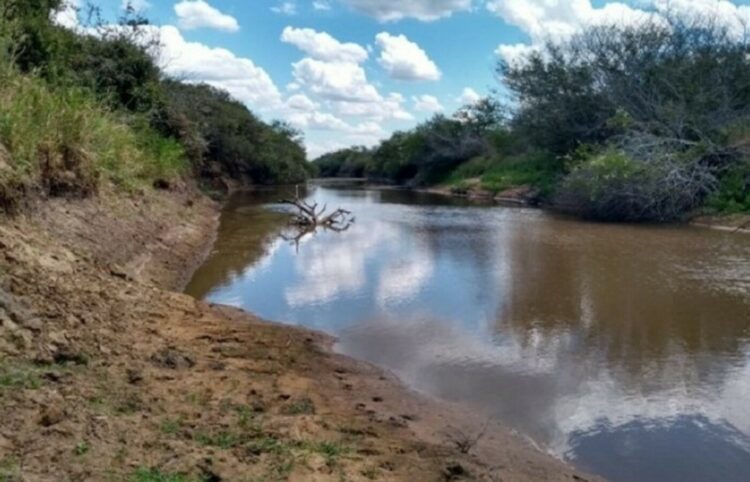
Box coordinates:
[279,189,354,251]
[280,197,353,230]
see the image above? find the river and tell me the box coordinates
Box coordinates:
[185,184,750,482]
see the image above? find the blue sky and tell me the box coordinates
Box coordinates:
[64,0,750,158]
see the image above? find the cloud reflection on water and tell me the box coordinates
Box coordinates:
[190,186,750,482]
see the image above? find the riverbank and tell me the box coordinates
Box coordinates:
[397,181,750,233]
[0,186,595,481]
[420,182,539,206]
[689,213,750,234]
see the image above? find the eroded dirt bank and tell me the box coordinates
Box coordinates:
[0,187,596,481]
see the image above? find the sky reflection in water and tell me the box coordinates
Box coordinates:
[186,185,750,482]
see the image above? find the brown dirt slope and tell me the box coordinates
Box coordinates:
[0,188,597,481]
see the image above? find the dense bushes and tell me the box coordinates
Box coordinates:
[501,14,750,220]
[706,163,750,214]
[314,147,372,178]
[159,82,309,185]
[315,100,504,187]
[0,55,185,210]
[555,150,716,221]
[318,12,750,221]
[0,0,310,212]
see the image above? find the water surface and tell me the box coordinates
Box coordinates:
[186,185,750,482]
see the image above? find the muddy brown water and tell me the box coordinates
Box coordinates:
[186,184,750,482]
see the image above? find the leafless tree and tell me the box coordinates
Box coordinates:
[280,187,353,230]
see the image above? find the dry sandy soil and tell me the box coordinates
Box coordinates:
[0,186,597,481]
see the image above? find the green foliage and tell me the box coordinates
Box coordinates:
[314,146,372,178]
[159,81,310,185]
[480,152,559,195]
[315,101,507,186]
[706,163,750,214]
[439,151,560,198]
[0,456,19,482]
[309,440,350,467]
[62,30,163,115]
[0,364,42,390]
[159,417,182,435]
[444,156,495,181]
[0,0,67,74]
[280,396,315,415]
[498,15,750,220]
[74,441,90,456]
[0,0,310,204]
[556,149,714,221]
[0,58,187,208]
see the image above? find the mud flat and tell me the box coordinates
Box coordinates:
[0,187,595,481]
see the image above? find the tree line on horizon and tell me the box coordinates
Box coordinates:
[315,12,750,222]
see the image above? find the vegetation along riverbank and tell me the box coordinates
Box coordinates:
[0,1,595,480]
[314,12,750,224]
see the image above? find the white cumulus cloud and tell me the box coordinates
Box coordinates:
[174,0,239,32]
[341,0,472,22]
[286,93,319,111]
[280,27,414,155]
[333,92,413,121]
[413,94,444,113]
[486,0,651,42]
[457,87,481,105]
[313,0,331,10]
[157,25,281,110]
[375,32,441,81]
[272,1,297,15]
[292,58,380,102]
[281,27,368,63]
[53,0,81,29]
[495,43,538,66]
[489,0,750,66]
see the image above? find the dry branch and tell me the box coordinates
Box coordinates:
[280,195,353,230]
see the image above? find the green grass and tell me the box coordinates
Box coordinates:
[0,456,19,482]
[316,441,349,464]
[74,441,90,456]
[280,396,315,416]
[0,366,42,390]
[480,153,560,195]
[441,156,496,184]
[159,417,183,435]
[0,54,186,210]
[706,164,750,214]
[440,152,561,196]
[245,435,292,455]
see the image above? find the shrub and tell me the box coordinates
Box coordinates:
[0,56,186,210]
[159,82,309,185]
[706,163,750,214]
[481,151,559,195]
[556,149,716,221]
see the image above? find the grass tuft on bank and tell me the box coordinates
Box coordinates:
[0,55,186,211]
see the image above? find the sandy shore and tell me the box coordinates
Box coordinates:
[0,186,597,481]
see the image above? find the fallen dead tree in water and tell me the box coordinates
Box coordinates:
[279,191,354,251]
[280,196,354,231]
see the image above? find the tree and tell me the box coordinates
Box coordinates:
[502,13,750,220]
[160,81,310,185]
